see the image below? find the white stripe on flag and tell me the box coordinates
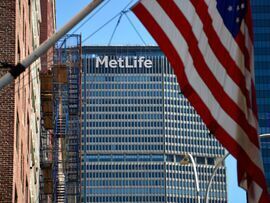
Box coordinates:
[247,181,263,203]
[173,0,257,131]
[140,0,264,172]
[206,0,255,98]
[243,21,255,80]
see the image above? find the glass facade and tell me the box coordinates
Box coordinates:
[81,46,227,202]
[261,136,270,193]
[252,1,270,134]
[252,0,270,193]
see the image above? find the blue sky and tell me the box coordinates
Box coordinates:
[56,0,247,202]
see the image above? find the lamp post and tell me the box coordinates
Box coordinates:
[260,134,270,138]
[205,134,269,202]
[180,153,200,203]
[204,153,230,203]
[180,152,230,203]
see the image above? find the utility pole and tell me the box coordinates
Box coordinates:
[0,0,104,90]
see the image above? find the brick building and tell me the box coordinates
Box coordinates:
[0,0,55,202]
[40,0,56,73]
[39,0,56,202]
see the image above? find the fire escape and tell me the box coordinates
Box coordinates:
[54,34,82,203]
[40,34,82,202]
[40,71,54,202]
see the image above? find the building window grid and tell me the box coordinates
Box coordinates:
[82,52,226,202]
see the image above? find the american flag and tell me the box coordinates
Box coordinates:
[132,0,269,202]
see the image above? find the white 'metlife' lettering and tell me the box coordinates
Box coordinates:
[95,56,152,68]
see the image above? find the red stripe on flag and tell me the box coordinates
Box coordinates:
[242,1,259,121]
[132,2,269,202]
[189,0,253,113]
[251,82,259,120]
[235,32,258,121]
[235,33,251,72]
[235,32,257,122]
[157,0,259,147]
[246,1,254,42]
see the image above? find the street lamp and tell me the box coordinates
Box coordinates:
[260,134,270,138]
[259,133,270,192]
[180,152,230,203]
[205,134,269,202]
[180,153,200,203]
[204,153,230,203]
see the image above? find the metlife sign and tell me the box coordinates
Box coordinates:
[95,56,153,69]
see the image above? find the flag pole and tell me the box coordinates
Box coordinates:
[0,0,104,90]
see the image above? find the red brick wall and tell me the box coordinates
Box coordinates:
[39,1,55,202]
[40,0,55,72]
[0,0,16,64]
[0,1,16,202]
[0,68,15,202]
[0,0,35,202]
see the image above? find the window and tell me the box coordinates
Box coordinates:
[28,0,31,23]
[15,187,18,203]
[21,143,24,192]
[16,112,19,152]
[25,179,28,203]
[17,39,21,66]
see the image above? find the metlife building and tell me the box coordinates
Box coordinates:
[251,0,270,194]
[81,46,227,202]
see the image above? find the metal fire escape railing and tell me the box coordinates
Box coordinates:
[40,71,54,202]
[52,34,82,203]
[40,34,81,202]
[65,65,81,202]
[52,82,69,203]
[40,128,53,202]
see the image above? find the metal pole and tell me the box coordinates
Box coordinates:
[186,153,200,203]
[260,134,270,138]
[0,0,104,90]
[205,153,230,203]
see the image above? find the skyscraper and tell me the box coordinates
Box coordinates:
[260,135,270,194]
[81,46,227,202]
[251,0,270,194]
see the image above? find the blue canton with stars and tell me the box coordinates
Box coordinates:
[216,0,247,37]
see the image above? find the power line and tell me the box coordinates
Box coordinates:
[82,12,122,43]
[71,0,112,35]
[13,0,143,93]
[123,12,147,46]
[108,12,124,46]
[82,0,135,43]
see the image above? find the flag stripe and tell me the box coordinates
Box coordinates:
[235,33,251,72]
[251,82,258,122]
[204,0,248,74]
[248,181,263,203]
[133,0,267,187]
[202,0,258,123]
[245,1,254,42]
[241,21,258,121]
[157,0,259,148]
[204,0,256,117]
[139,0,263,171]
[198,0,257,118]
[190,0,255,116]
[190,0,261,143]
[243,19,259,120]
[132,0,269,201]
